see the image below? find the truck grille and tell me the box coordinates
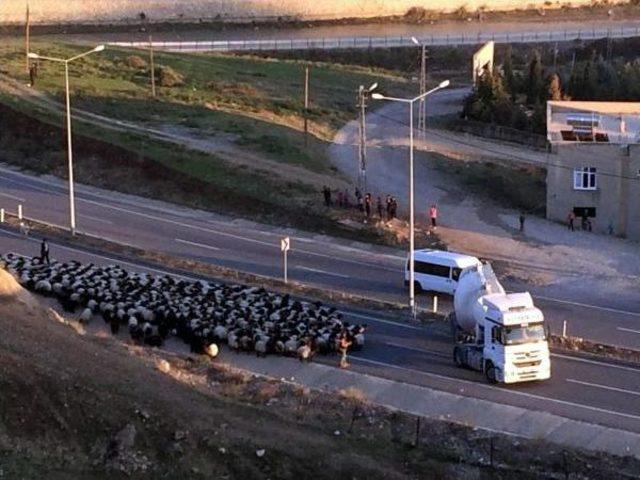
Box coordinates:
[513,360,542,368]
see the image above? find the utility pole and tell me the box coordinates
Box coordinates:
[553,42,558,72]
[357,85,367,192]
[25,2,30,74]
[418,43,427,132]
[303,66,309,146]
[149,35,156,97]
[356,83,378,193]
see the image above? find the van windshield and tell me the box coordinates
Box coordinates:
[500,323,546,345]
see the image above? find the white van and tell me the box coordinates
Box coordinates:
[404,250,481,295]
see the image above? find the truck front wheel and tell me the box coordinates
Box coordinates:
[485,362,498,384]
[453,347,464,368]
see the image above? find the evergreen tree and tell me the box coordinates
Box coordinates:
[526,50,544,105]
[502,45,516,101]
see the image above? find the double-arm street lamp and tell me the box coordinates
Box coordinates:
[372,79,450,313]
[28,45,105,235]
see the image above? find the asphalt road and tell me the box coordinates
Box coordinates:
[1,166,639,350]
[2,226,640,435]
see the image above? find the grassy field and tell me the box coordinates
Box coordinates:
[0,39,407,136]
[0,38,415,242]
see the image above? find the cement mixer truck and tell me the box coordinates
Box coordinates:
[450,261,551,384]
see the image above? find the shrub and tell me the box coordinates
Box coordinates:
[157,65,184,87]
[126,55,147,69]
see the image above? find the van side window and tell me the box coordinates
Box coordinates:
[451,267,462,281]
[415,261,450,278]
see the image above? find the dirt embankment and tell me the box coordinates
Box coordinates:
[1,265,639,479]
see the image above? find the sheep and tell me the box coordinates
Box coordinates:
[0,254,366,361]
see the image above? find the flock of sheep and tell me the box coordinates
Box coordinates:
[0,254,366,361]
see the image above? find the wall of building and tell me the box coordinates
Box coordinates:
[625,149,640,241]
[0,0,615,24]
[547,144,640,240]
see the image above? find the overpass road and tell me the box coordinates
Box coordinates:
[2,225,640,437]
[0,166,639,349]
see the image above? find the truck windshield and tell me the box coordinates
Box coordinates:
[501,323,546,345]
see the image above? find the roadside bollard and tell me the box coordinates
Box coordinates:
[432,295,438,314]
[18,204,22,220]
[0,208,4,223]
[562,320,568,338]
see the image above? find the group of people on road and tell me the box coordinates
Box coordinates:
[322,186,401,222]
[566,209,593,232]
[322,186,445,230]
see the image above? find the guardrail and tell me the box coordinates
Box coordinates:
[109,26,640,52]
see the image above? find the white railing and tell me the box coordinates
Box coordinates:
[108,26,640,52]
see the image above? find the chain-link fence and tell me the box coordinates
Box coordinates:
[110,26,640,52]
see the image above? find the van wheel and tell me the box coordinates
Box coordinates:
[453,347,464,368]
[413,281,422,294]
[485,362,498,384]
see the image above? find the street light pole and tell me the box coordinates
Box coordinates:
[64,61,76,234]
[372,79,450,312]
[28,45,105,236]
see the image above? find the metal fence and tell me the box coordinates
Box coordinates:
[109,26,640,52]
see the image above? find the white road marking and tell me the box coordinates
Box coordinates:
[551,353,640,374]
[567,379,640,397]
[353,356,640,421]
[296,266,350,279]
[384,341,449,358]
[0,172,401,272]
[346,312,423,331]
[0,191,26,202]
[78,214,113,225]
[175,238,221,252]
[536,295,640,318]
[617,327,640,335]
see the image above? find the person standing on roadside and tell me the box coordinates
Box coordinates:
[377,196,384,220]
[364,193,372,220]
[322,185,331,207]
[429,204,438,230]
[519,211,526,232]
[338,332,352,369]
[567,210,576,231]
[40,238,50,265]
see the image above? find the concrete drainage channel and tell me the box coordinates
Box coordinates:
[1,213,639,367]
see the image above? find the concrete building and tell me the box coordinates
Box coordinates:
[546,101,640,240]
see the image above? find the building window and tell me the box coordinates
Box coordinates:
[573,167,597,190]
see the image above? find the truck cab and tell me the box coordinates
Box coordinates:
[477,293,551,383]
[452,263,551,384]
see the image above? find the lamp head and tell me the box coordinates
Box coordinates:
[368,82,378,92]
[438,80,451,89]
[411,36,420,46]
[27,52,39,59]
[371,93,384,100]
[93,45,105,52]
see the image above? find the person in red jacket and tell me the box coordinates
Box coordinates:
[429,204,438,229]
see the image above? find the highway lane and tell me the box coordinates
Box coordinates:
[2,228,640,435]
[1,166,640,348]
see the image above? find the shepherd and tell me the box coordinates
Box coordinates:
[338,332,352,369]
[40,238,50,265]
